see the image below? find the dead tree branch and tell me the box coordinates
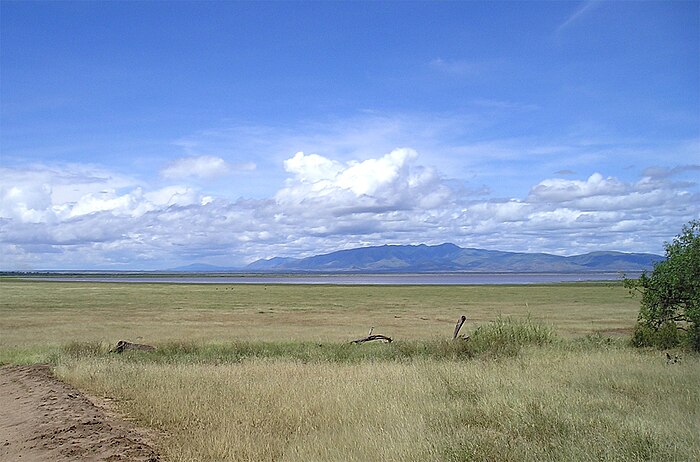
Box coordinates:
[351,334,393,344]
[453,315,467,340]
[351,327,392,344]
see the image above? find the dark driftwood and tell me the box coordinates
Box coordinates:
[110,340,156,353]
[351,334,393,344]
[351,327,392,344]
[453,315,467,340]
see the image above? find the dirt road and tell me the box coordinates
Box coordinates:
[0,364,160,462]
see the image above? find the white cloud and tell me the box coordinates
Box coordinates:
[65,191,137,218]
[284,152,343,183]
[528,173,626,202]
[464,200,532,223]
[336,148,416,196]
[276,148,450,214]
[143,186,200,209]
[1,150,698,269]
[172,113,490,185]
[0,164,137,223]
[170,116,698,206]
[161,155,252,179]
[1,183,53,223]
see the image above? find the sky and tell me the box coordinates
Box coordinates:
[1,0,699,270]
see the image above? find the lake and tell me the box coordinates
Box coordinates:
[26,272,636,285]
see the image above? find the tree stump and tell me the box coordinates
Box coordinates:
[453,315,467,339]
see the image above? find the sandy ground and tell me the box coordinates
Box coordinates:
[0,364,160,462]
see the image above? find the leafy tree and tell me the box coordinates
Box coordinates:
[625,219,700,351]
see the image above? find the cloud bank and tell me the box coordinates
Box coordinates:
[1,147,697,270]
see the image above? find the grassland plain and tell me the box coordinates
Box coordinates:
[1,279,699,461]
[1,279,638,352]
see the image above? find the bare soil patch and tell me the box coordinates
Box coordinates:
[0,364,160,462]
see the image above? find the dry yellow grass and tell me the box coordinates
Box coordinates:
[57,348,700,462]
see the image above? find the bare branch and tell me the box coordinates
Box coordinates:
[453,315,467,340]
[351,331,392,344]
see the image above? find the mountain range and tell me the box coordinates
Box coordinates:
[172,243,663,273]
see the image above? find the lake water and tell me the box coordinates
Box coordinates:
[28,272,635,285]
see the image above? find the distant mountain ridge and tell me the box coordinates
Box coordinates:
[237,243,662,273]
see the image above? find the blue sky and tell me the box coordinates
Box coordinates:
[1,0,698,270]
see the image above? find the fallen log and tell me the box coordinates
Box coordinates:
[110,340,156,354]
[351,334,393,344]
[351,327,392,344]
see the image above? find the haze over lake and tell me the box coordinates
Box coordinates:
[29,272,636,285]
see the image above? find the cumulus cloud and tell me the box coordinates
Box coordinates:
[528,173,626,202]
[0,163,208,225]
[1,153,698,270]
[525,172,698,217]
[284,152,343,183]
[0,164,137,223]
[161,155,254,179]
[276,148,451,214]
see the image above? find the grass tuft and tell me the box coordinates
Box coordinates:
[468,316,558,357]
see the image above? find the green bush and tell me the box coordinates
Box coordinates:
[631,322,680,349]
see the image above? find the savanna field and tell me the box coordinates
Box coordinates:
[1,279,699,461]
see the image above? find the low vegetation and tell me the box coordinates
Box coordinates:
[2,279,699,461]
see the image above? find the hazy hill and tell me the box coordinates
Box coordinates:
[244,243,663,273]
